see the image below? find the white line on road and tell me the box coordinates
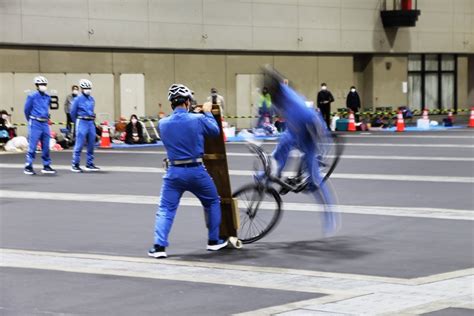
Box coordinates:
[0,163,472,183]
[90,150,474,162]
[1,190,472,220]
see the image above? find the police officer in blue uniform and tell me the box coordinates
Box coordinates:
[148,84,228,259]
[264,66,339,235]
[24,76,57,175]
[70,79,100,173]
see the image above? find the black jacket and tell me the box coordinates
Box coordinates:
[346,92,361,110]
[125,122,145,144]
[317,90,334,108]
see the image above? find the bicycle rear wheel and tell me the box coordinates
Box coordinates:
[232,184,282,244]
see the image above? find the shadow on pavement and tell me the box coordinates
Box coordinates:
[173,235,374,266]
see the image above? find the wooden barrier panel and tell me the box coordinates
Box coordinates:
[203,105,238,238]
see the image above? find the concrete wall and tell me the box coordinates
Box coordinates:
[370,56,408,108]
[1,0,473,53]
[0,48,357,125]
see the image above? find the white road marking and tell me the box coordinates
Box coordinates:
[1,190,473,221]
[0,163,472,183]
[1,249,473,316]
[89,150,474,162]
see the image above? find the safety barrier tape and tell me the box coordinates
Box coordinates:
[11,108,469,126]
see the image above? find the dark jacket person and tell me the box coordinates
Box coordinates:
[125,114,145,144]
[317,83,334,129]
[346,86,361,121]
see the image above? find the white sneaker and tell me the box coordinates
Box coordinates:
[148,245,167,258]
[85,164,101,172]
[206,239,228,251]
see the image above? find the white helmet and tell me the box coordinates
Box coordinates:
[79,79,92,89]
[34,76,48,85]
[168,84,193,102]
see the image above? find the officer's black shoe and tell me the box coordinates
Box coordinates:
[206,239,228,251]
[70,164,83,173]
[148,245,167,258]
[85,164,100,172]
[41,165,57,174]
[24,165,36,175]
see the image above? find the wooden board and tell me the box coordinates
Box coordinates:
[203,105,238,238]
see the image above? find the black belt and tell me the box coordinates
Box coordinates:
[78,116,95,120]
[172,162,202,168]
[29,116,48,122]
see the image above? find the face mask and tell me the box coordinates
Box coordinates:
[211,92,217,97]
[131,119,138,124]
[2,114,8,120]
[72,90,79,96]
[38,85,47,92]
[321,86,327,90]
[83,89,91,96]
[351,88,356,93]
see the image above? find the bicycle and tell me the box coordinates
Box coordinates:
[232,133,344,244]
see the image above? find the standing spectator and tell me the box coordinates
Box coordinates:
[70,79,100,172]
[346,86,361,122]
[64,85,79,133]
[148,84,227,259]
[23,76,57,175]
[257,87,273,127]
[317,83,334,129]
[206,88,225,116]
[125,114,145,144]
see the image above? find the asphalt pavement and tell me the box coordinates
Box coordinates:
[1,129,473,315]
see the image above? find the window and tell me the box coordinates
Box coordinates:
[407,54,457,111]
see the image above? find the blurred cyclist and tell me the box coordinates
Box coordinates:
[263,65,339,235]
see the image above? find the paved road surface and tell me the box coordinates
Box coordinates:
[1,129,473,315]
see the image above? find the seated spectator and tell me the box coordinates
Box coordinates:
[114,115,127,140]
[125,114,145,144]
[0,110,16,145]
[115,116,127,134]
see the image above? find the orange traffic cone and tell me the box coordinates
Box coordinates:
[347,111,356,132]
[396,110,405,132]
[100,124,112,148]
[422,108,429,120]
[469,107,474,128]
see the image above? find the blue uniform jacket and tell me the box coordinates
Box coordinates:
[24,91,51,120]
[159,108,220,161]
[70,94,95,122]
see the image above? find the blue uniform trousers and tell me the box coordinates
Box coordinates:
[154,165,221,247]
[25,120,51,166]
[72,119,96,166]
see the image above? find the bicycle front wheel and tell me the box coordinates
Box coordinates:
[232,184,282,244]
[318,133,344,183]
